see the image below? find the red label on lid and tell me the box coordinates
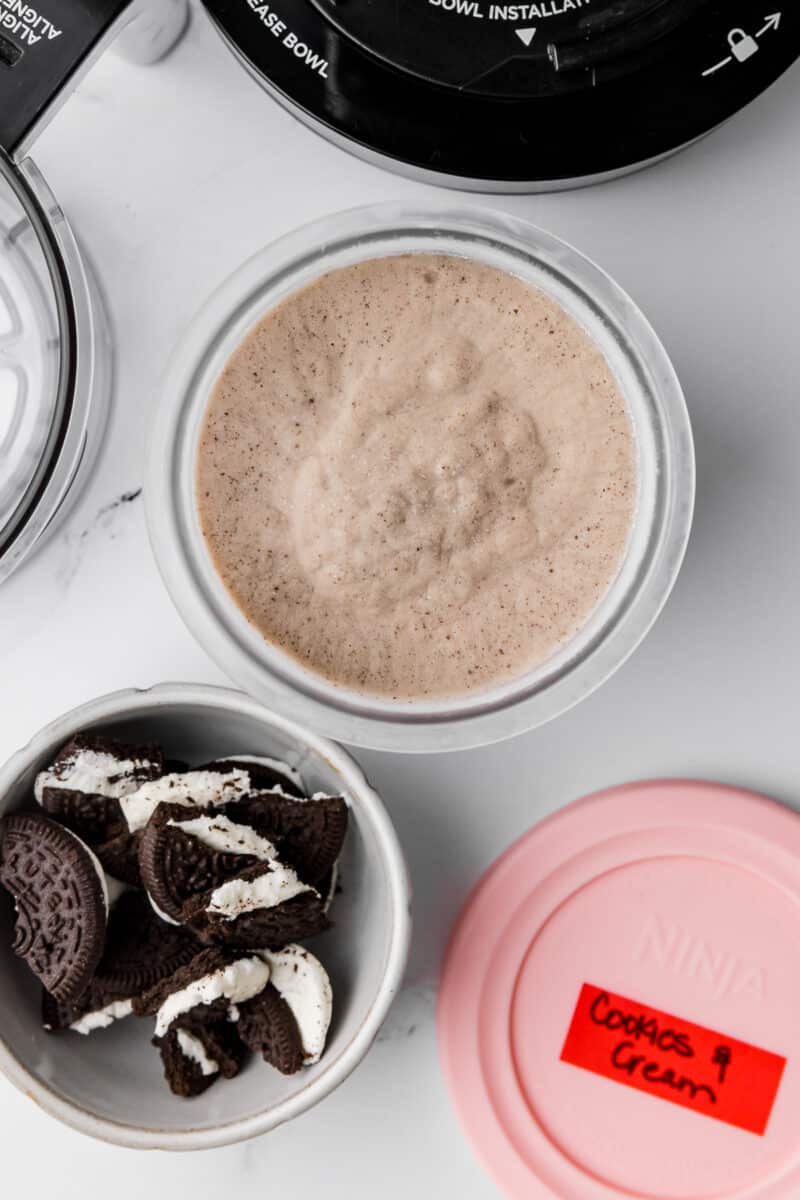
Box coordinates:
[560,983,786,1136]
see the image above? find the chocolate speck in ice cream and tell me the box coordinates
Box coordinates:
[196,254,636,699]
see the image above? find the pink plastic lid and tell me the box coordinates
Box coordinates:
[438,781,800,1200]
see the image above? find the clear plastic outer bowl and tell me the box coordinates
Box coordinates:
[0,156,110,583]
[0,683,411,1150]
[147,205,695,753]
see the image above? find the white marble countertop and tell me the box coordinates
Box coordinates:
[1,5,800,1195]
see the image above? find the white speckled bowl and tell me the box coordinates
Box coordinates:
[0,684,411,1150]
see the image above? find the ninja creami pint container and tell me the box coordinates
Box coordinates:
[147,205,694,752]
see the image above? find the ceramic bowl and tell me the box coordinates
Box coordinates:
[0,683,411,1149]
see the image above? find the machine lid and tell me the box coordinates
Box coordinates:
[310,0,704,98]
[201,0,800,186]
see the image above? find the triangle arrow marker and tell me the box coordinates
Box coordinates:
[516,27,536,46]
[757,12,781,36]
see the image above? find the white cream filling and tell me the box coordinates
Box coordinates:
[206,862,314,920]
[34,749,155,804]
[70,999,134,1035]
[260,945,333,1065]
[217,754,304,793]
[176,1029,219,1076]
[155,956,270,1038]
[169,814,278,861]
[119,768,252,833]
[148,893,181,927]
[59,826,110,916]
[323,860,339,915]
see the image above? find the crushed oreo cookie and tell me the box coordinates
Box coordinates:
[1,733,344,1097]
[226,792,348,885]
[181,859,330,949]
[138,807,263,925]
[237,984,305,1075]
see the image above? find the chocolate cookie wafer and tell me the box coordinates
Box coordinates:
[96,891,199,996]
[226,792,348,885]
[138,808,266,924]
[0,814,107,1004]
[42,891,200,1033]
[94,831,143,886]
[203,756,305,798]
[237,945,332,1073]
[35,734,163,805]
[132,948,234,1018]
[114,764,257,835]
[36,734,164,866]
[157,1021,246,1097]
[162,759,189,775]
[171,1012,246,1080]
[157,1027,219,1097]
[42,985,134,1034]
[182,859,329,949]
[237,984,305,1075]
[58,764,257,888]
[134,948,272,1040]
[39,787,127,847]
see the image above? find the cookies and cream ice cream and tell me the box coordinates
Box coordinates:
[197,253,636,699]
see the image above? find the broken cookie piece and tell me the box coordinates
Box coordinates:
[203,755,305,798]
[238,945,332,1072]
[225,791,348,886]
[181,858,329,950]
[34,734,163,806]
[138,808,270,925]
[42,891,200,1034]
[157,1020,246,1097]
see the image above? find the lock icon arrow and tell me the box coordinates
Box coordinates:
[728,27,759,62]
